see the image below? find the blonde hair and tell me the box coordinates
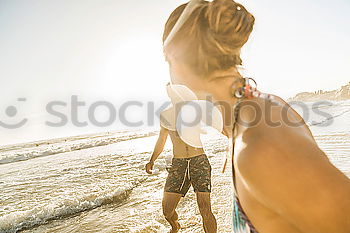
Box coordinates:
[163,0,255,78]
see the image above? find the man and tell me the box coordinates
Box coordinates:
[145,84,217,233]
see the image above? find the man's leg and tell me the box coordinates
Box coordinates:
[162,192,182,233]
[196,192,217,233]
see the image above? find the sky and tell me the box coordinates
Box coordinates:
[0,0,349,145]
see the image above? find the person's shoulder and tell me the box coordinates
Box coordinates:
[237,94,323,170]
[237,125,350,232]
[160,107,173,116]
[237,94,321,169]
[160,107,176,131]
[238,94,307,133]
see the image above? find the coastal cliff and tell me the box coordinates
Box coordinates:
[288,82,350,102]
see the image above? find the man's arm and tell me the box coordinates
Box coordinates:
[145,126,169,174]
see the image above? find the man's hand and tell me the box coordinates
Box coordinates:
[145,161,154,174]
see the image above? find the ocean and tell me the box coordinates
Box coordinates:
[0,100,349,233]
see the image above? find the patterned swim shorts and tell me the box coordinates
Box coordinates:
[164,154,212,197]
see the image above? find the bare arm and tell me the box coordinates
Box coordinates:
[145,126,169,174]
[238,126,350,233]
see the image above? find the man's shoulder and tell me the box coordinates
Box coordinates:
[160,107,176,130]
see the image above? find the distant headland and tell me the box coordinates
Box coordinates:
[288,82,350,102]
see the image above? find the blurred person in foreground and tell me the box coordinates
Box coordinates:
[160,0,350,232]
